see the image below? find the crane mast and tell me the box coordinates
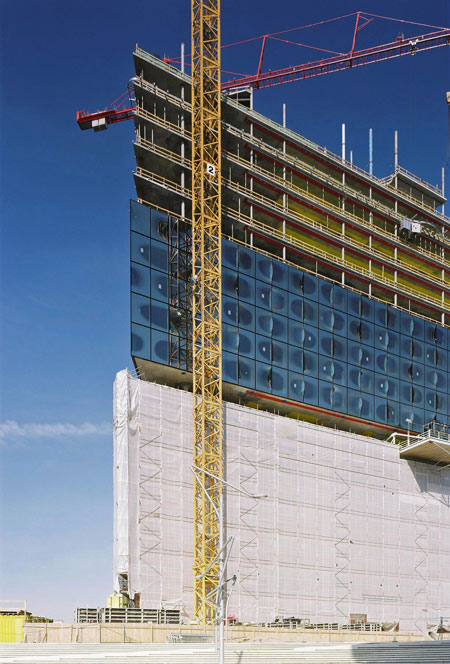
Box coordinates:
[191,0,223,624]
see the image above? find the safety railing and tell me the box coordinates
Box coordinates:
[134,132,450,273]
[134,162,448,310]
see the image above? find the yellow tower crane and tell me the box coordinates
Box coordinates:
[191,0,223,624]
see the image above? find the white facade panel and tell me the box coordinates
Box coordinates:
[113,370,450,631]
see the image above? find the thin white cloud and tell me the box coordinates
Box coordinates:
[0,420,112,440]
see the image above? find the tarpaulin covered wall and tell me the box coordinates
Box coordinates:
[113,370,450,631]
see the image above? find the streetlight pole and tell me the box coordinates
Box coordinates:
[191,465,266,664]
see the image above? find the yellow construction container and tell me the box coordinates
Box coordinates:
[0,615,25,642]
[106,592,128,608]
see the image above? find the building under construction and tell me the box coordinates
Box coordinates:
[113,48,450,631]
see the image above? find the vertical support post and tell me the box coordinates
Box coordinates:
[282,103,286,128]
[191,0,223,625]
[341,123,346,162]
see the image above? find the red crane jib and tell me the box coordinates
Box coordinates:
[76,27,450,130]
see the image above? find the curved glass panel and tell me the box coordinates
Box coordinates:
[151,329,169,364]
[238,328,255,358]
[238,247,254,275]
[256,281,271,310]
[150,240,168,272]
[239,302,255,331]
[223,324,239,353]
[222,239,238,270]
[150,301,168,331]
[131,232,150,266]
[132,293,150,327]
[272,261,288,289]
[272,287,287,315]
[131,323,150,360]
[256,335,272,363]
[150,269,168,302]
[131,262,150,296]
[238,357,255,388]
[222,352,238,383]
[150,209,169,242]
[131,200,150,236]
[223,297,238,326]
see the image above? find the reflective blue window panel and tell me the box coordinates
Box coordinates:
[374,374,398,400]
[222,239,238,270]
[333,311,347,338]
[303,377,319,405]
[303,350,318,377]
[318,332,347,362]
[361,297,374,322]
[348,344,373,369]
[239,302,255,331]
[319,356,346,385]
[319,282,333,306]
[289,321,317,350]
[436,391,447,414]
[256,281,271,310]
[272,287,288,316]
[150,301,168,331]
[289,346,303,373]
[238,328,255,358]
[374,326,389,350]
[425,322,447,348]
[131,232,150,266]
[289,372,305,401]
[289,293,303,321]
[256,308,273,336]
[223,324,239,353]
[425,346,447,371]
[303,300,318,326]
[399,405,421,431]
[150,209,169,242]
[256,362,272,392]
[289,267,303,295]
[132,293,150,327]
[131,262,150,296]
[272,261,288,289]
[399,380,413,406]
[131,200,150,236]
[348,317,373,345]
[151,329,169,364]
[150,269,168,302]
[256,256,273,283]
[425,390,439,412]
[223,297,238,326]
[150,240,168,272]
[256,335,272,363]
[412,340,424,362]
[424,368,447,392]
[386,307,400,331]
[387,330,399,354]
[131,323,150,360]
[348,390,374,420]
[347,292,361,317]
[333,285,347,311]
[348,367,374,393]
[237,274,255,303]
[303,274,318,300]
[238,357,255,388]
[272,340,288,368]
[319,383,346,413]
[223,268,238,297]
[374,302,388,327]
[272,314,287,342]
[271,367,288,397]
[319,305,334,332]
[238,246,255,275]
[223,352,238,383]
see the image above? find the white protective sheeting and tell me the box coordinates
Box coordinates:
[113,370,450,631]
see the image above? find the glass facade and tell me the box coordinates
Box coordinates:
[131,201,449,432]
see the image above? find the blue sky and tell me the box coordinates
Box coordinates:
[0,0,449,622]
